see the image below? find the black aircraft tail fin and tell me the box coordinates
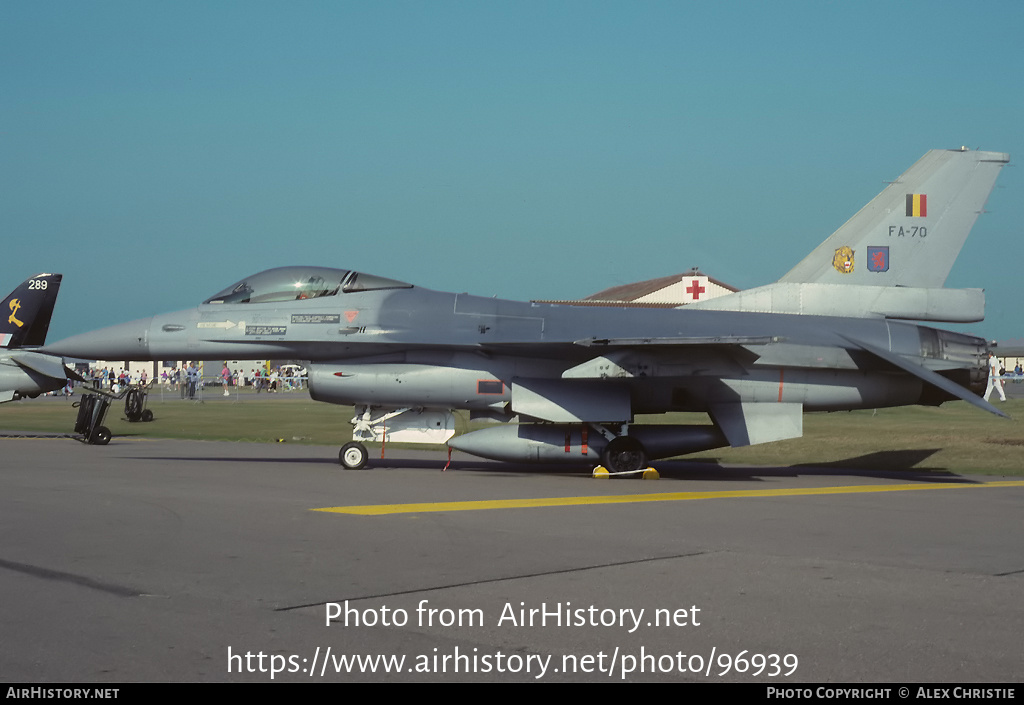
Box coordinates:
[0,273,63,349]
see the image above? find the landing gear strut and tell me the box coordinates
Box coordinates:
[335,405,458,469]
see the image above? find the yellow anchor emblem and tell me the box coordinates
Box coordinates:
[8,298,24,328]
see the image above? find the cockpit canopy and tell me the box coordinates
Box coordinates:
[203,266,412,305]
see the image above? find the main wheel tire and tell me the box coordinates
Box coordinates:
[92,426,112,446]
[141,409,154,422]
[601,436,647,474]
[339,441,368,469]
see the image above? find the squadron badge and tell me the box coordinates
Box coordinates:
[867,246,889,272]
[8,298,24,327]
[832,246,854,274]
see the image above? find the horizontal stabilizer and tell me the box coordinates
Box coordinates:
[64,365,86,383]
[10,351,71,381]
[842,336,1009,418]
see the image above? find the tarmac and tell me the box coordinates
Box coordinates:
[1,433,1022,682]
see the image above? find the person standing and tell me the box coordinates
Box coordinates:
[221,363,232,396]
[187,362,200,400]
[984,352,1007,403]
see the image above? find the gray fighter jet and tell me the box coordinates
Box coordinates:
[1,273,83,403]
[44,148,1009,472]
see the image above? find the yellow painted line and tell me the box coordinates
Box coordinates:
[314,480,1024,516]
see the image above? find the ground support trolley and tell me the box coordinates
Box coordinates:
[123,383,155,423]
[72,393,113,445]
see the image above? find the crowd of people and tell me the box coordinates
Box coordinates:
[64,363,308,400]
[88,366,149,393]
[156,364,307,397]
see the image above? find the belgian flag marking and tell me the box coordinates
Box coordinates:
[906,193,927,217]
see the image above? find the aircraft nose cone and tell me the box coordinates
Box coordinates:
[42,317,154,360]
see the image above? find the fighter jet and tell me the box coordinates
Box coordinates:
[44,148,1009,472]
[1,273,83,403]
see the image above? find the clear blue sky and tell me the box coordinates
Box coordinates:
[2,1,1021,341]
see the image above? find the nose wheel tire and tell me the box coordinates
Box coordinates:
[339,441,369,469]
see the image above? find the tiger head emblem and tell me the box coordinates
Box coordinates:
[832,246,854,274]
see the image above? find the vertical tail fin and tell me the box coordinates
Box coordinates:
[1,273,63,348]
[779,148,1008,287]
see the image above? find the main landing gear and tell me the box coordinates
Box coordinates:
[592,427,659,479]
[601,436,648,474]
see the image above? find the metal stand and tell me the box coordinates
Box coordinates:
[72,393,112,445]
[124,384,155,422]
